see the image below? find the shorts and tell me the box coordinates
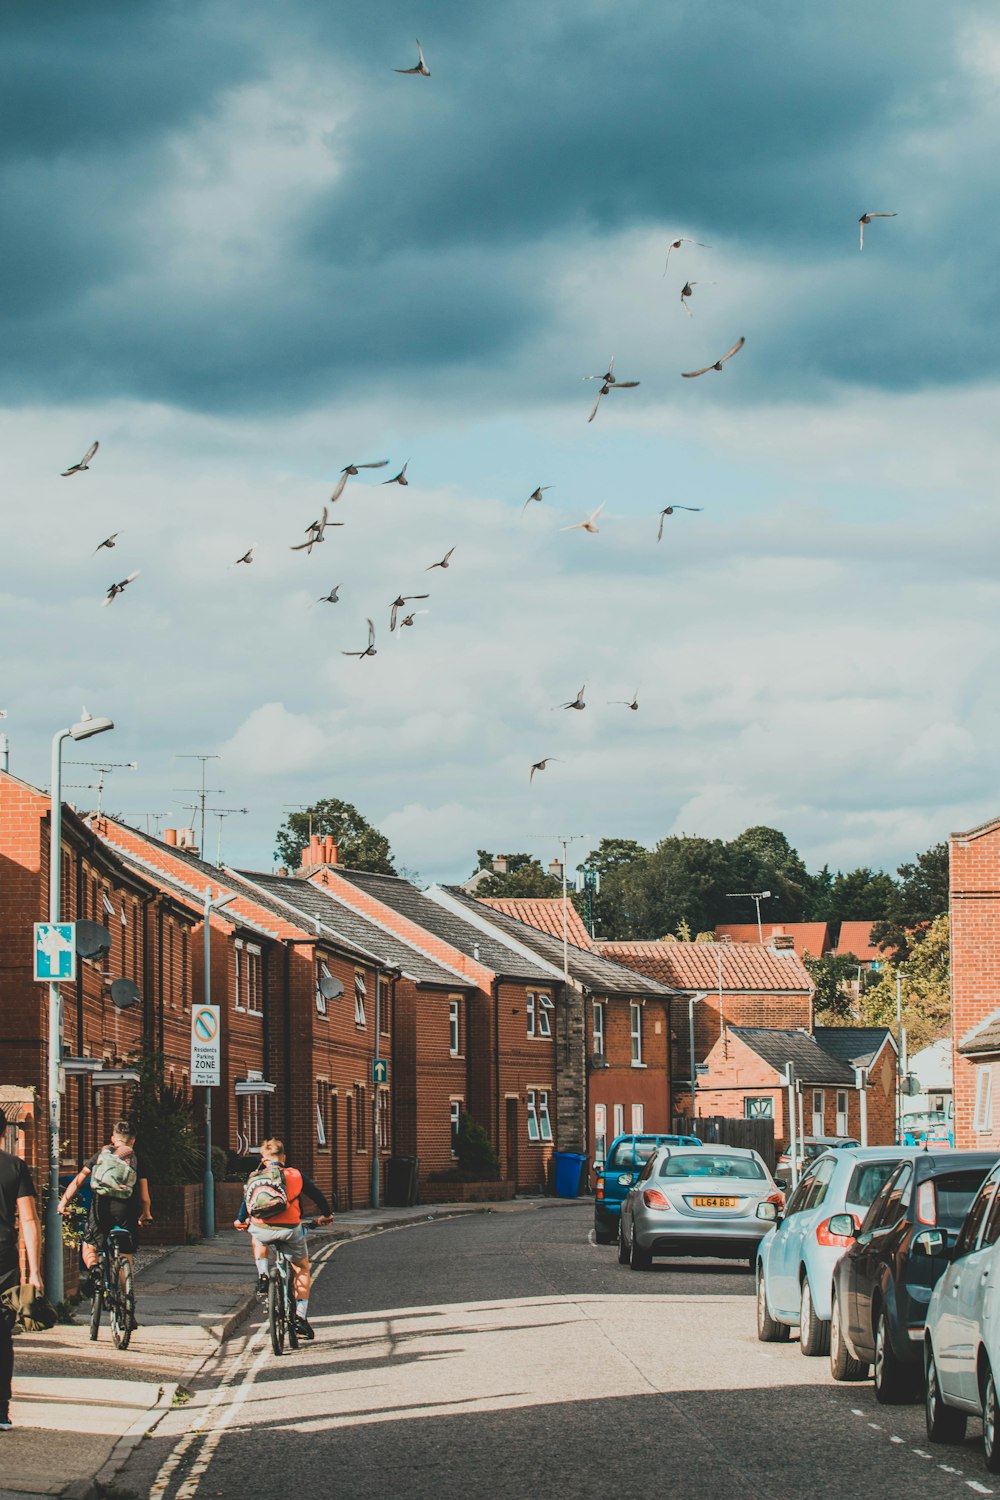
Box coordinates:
[250,1223,308,1261]
[84,1198,138,1255]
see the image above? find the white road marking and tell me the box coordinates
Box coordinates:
[851,1407,865,1416]
[967,1482,993,1494]
[587,1230,597,1247]
[940,1465,964,1475]
[913,1449,932,1458]
[868,1422,882,1430]
[890,1435,904,1444]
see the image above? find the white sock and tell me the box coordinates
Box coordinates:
[255,1258,268,1277]
[296,1299,308,1319]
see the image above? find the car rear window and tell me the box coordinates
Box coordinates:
[927,1170,993,1229]
[661,1153,765,1180]
[847,1160,901,1209]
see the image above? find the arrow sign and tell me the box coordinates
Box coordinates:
[33,923,76,982]
[372,1058,388,1085]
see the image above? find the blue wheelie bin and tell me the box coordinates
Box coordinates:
[553,1151,587,1199]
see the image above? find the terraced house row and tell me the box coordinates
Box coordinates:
[0,766,895,1226]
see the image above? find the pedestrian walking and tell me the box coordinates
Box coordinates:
[0,1146,42,1432]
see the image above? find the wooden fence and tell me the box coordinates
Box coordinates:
[672,1115,776,1172]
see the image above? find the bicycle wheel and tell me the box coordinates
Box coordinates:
[268,1271,285,1355]
[88,1271,103,1342]
[110,1257,135,1351]
[286,1261,299,1351]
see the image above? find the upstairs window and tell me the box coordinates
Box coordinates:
[528,992,553,1039]
[316,961,332,1016]
[975,1068,994,1134]
[316,1080,328,1147]
[630,1003,642,1064]
[449,999,461,1055]
[354,972,367,1028]
[592,1002,606,1057]
[245,945,262,1015]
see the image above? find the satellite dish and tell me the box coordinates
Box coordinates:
[75,920,112,958]
[109,978,141,1011]
[319,975,344,1001]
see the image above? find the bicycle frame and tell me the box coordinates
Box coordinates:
[263,1219,316,1356]
[89,1226,135,1350]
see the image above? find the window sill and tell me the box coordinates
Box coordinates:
[247,1008,263,1018]
[630,1061,647,1069]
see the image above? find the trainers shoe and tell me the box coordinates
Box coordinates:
[78,1274,94,1299]
[0,1411,12,1432]
[295,1317,315,1341]
[256,1273,269,1301]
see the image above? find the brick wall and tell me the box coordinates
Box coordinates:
[950,823,1000,1148]
[588,994,672,1160]
[670,992,813,1081]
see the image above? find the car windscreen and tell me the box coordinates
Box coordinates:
[605,1141,636,1169]
[660,1153,765,1180]
[847,1160,901,1209]
[929,1170,993,1229]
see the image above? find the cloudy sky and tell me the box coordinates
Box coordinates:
[4,0,1000,886]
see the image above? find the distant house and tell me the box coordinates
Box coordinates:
[835,921,890,970]
[713,923,831,959]
[907,1037,953,1119]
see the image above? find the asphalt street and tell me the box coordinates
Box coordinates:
[113,1203,997,1500]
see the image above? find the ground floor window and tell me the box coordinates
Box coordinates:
[538,1090,553,1142]
[316,1080,329,1147]
[631,1103,644,1133]
[612,1103,624,1139]
[594,1104,607,1163]
[378,1088,390,1151]
[354,1084,367,1149]
[744,1097,774,1120]
[450,1099,462,1154]
[975,1067,994,1133]
[527,1091,540,1142]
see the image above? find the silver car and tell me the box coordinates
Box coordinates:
[618,1144,782,1269]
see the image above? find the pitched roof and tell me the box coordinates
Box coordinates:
[478,897,594,949]
[959,1006,1000,1056]
[714,922,831,958]
[813,1026,895,1068]
[234,870,472,988]
[442,888,676,996]
[314,868,555,984]
[597,940,814,994]
[729,1027,856,1085]
[835,922,888,963]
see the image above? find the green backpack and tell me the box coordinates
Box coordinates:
[91,1147,137,1201]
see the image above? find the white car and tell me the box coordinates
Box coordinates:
[924,1156,1000,1471]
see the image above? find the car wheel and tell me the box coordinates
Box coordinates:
[629,1230,653,1271]
[829,1287,868,1381]
[984,1364,1000,1474]
[925,1342,966,1444]
[617,1219,630,1265]
[594,1226,616,1246]
[799,1275,830,1357]
[756,1268,790,1343]
[874,1308,917,1405]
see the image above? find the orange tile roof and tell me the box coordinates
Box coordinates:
[713,922,831,959]
[478,897,593,949]
[597,940,814,993]
[835,921,889,963]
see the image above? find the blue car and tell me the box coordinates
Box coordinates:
[593,1133,701,1244]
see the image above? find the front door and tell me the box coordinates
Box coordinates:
[506,1098,519,1186]
[811,1090,825,1138]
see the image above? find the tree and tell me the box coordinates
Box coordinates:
[805,866,897,923]
[871,842,949,963]
[273,798,396,874]
[127,1044,201,1185]
[723,826,810,922]
[581,838,649,937]
[473,852,560,898]
[806,953,866,1023]
[859,914,950,1052]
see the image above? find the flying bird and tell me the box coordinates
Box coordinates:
[342,619,377,660]
[291,507,342,553]
[560,686,586,711]
[682,337,745,378]
[858,212,897,250]
[390,593,430,631]
[62,441,99,476]
[610,693,640,711]
[101,571,139,607]
[426,547,455,571]
[679,280,716,316]
[330,461,389,503]
[234,547,254,565]
[530,758,559,783]
[398,610,428,630]
[663,236,711,274]
[657,505,702,542]
[583,357,640,422]
[93,533,119,554]
[313,585,342,607]
[382,462,409,487]
[394,39,430,76]
[522,486,551,512]
[561,504,604,535]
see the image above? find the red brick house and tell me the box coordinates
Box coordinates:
[835,921,890,969]
[596,939,814,1113]
[950,815,1000,1149]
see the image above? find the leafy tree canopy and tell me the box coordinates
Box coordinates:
[274,798,396,874]
[871,842,949,963]
[473,851,561,898]
[860,914,950,1052]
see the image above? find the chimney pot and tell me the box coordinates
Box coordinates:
[164,829,178,846]
[328,840,339,865]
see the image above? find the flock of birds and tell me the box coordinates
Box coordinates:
[60,35,899,781]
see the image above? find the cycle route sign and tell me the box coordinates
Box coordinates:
[191,1004,221,1087]
[33,923,76,982]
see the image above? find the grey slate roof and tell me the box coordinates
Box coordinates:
[813,1026,895,1068]
[328,869,555,984]
[958,1007,1000,1056]
[441,886,677,998]
[235,870,470,988]
[730,1027,857,1085]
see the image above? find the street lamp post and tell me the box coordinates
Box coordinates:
[46,710,114,1302]
[202,888,235,1239]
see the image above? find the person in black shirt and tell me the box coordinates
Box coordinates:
[58,1121,152,1294]
[0,1148,42,1432]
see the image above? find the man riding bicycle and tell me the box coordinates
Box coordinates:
[235,1138,332,1341]
[58,1121,152,1317]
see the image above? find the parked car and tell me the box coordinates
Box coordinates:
[593,1133,701,1244]
[775,1136,860,1189]
[828,1150,998,1402]
[618,1144,781,1269]
[923,1155,1000,1470]
[756,1145,916,1354]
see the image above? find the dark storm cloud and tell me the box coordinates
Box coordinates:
[0,0,993,412]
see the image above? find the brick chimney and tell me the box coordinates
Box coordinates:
[297,833,340,876]
[492,854,508,875]
[164,829,178,846]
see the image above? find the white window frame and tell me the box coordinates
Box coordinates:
[245,943,263,1017]
[526,992,536,1038]
[449,999,460,1056]
[812,1089,825,1136]
[631,1102,644,1134]
[354,972,367,1028]
[239,1069,264,1154]
[316,961,331,1016]
[594,1104,607,1163]
[234,940,243,1011]
[538,1090,553,1142]
[975,1067,995,1134]
[613,1103,624,1139]
[526,1090,540,1142]
[316,1080,328,1147]
[836,1090,849,1136]
[744,1096,774,1120]
[592,1002,605,1057]
[630,1003,643,1065]
[378,1088,390,1152]
[537,993,554,1038]
[450,1099,462,1155]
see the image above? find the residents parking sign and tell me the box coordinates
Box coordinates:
[191,1004,221,1086]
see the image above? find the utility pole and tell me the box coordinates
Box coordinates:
[212,807,249,866]
[176,754,222,854]
[555,834,585,980]
[896,969,904,1144]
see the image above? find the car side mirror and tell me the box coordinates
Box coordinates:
[756,1201,779,1222]
[913,1228,947,1258]
[827,1213,857,1240]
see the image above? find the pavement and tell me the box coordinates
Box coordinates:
[0,1196,563,1499]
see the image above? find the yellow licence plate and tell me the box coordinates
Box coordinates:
[690,1196,738,1209]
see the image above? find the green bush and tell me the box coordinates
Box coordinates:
[127,1046,201,1185]
[455,1112,499,1181]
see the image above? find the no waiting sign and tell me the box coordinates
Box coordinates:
[191,1004,221,1087]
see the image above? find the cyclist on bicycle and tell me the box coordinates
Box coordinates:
[58,1121,153,1310]
[235,1137,331,1341]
